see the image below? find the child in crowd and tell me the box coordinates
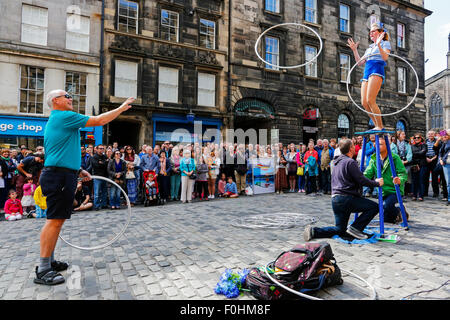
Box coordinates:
[305,156,319,195]
[217,173,227,197]
[4,190,23,221]
[125,162,138,206]
[21,177,36,215]
[145,174,157,200]
[224,176,239,198]
[33,185,47,218]
[73,181,93,212]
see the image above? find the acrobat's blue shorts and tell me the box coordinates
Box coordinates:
[361,60,386,84]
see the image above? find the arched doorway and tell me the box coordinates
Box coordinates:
[302,107,319,144]
[234,98,275,144]
[108,120,141,150]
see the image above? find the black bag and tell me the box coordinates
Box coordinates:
[245,242,343,300]
[186,161,197,180]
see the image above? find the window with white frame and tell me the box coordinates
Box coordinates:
[339,4,350,33]
[305,0,317,24]
[115,60,138,98]
[197,72,216,107]
[200,19,215,49]
[161,9,179,42]
[19,66,45,114]
[337,114,350,137]
[65,72,87,114]
[305,45,317,77]
[340,53,350,82]
[397,23,405,49]
[66,14,90,52]
[397,66,406,93]
[266,0,280,13]
[265,36,279,70]
[21,5,48,46]
[158,66,179,103]
[118,0,138,33]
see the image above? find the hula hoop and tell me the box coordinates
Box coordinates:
[58,175,132,251]
[255,23,323,69]
[231,212,319,229]
[346,52,419,117]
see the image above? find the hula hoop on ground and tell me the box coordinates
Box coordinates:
[231,212,319,229]
[346,52,419,117]
[255,23,323,69]
[264,263,377,300]
[58,175,132,251]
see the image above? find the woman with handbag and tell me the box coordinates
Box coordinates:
[107,151,126,209]
[275,149,288,194]
[180,149,196,203]
[438,129,450,206]
[297,144,307,193]
[410,133,427,201]
[286,144,298,192]
[169,146,182,201]
[158,151,171,203]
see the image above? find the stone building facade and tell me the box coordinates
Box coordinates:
[0,0,102,149]
[230,0,432,144]
[100,0,229,148]
[425,34,450,132]
[102,0,431,147]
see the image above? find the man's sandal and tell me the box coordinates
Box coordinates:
[51,261,69,272]
[33,267,65,286]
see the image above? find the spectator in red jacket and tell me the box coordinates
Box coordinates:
[4,190,23,221]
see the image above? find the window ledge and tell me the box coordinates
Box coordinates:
[263,10,282,17]
[304,75,319,80]
[302,21,322,29]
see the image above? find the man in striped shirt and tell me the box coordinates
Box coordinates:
[424,130,439,197]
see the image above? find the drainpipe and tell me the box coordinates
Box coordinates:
[227,0,232,125]
[100,0,106,144]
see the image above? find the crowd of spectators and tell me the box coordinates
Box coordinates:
[1,128,449,221]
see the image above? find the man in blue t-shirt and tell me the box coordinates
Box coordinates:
[34,89,134,286]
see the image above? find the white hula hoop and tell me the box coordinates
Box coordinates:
[264,263,377,300]
[255,23,323,69]
[346,52,419,117]
[58,175,132,251]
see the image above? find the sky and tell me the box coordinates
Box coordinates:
[424,0,450,79]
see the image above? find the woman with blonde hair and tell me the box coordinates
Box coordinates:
[347,22,391,130]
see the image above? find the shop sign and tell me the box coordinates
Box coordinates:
[303,126,319,133]
[0,117,46,137]
[303,108,319,120]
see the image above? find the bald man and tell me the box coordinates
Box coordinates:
[34,89,134,286]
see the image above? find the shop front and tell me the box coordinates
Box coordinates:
[0,115,102,149]
[152,113,222,146]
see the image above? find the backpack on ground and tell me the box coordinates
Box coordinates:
[245,242,343,300]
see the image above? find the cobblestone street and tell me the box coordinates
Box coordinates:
[0,193,448,300]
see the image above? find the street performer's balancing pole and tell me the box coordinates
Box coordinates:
[355,129,409,237]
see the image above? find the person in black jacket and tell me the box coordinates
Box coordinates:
[234,144,248,195]
[303,138,383,241]
[90,145,109,210]
[107,151,126,209]
[410,133,427,201]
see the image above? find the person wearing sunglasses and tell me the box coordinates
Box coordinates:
[35,89,134,286]
[410,133,427,201]
[347,22,391,131]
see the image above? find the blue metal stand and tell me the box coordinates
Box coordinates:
[354,129,409,237]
